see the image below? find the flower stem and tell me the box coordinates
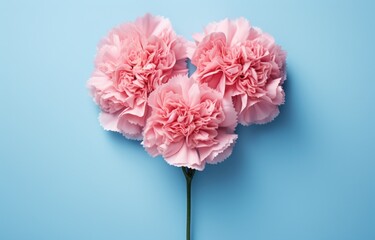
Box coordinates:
[182,167,195,240]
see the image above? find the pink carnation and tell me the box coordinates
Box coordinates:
[142,75,238,171]
[190,18,286,125]
[88,14,188,139]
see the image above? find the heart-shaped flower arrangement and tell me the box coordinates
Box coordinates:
[87,13,286,240]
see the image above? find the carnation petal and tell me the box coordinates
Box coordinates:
[199,132,238,164]
[266,78,282,99]
[231,17,252,46]
[187,82,201,106]
[202,18,251,46]
[165,143,203,170]
[99,111,120,132]
[87,71,112,92]
[240,101,280,125]
[220,97,238,130]
[134,13,172,38]
[186,41,197,59]
[163,141,184,158]
[117,115,143,140]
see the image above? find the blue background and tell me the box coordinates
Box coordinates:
[1,0,374,239]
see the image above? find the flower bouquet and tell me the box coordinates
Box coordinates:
[88,14,286,240]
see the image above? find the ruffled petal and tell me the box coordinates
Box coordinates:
[165,143,204,170]
[220,97,238,131]
[239,100,280,125]
[117,116,143,140]
[199,132,238,164]
[99,111,121,132]
[134,13,172,38]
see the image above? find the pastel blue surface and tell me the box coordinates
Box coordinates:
[1,0,374,239]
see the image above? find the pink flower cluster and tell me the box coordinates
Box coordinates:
[143,76,237,170]
[88,14,188,139]
[88,14,286,170]
[190,18,286,125]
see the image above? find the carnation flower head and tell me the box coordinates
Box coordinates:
[88,14,188,139]
[142,75,238,171]
[190,18,286,125]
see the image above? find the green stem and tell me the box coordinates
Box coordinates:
[182,167,195,240]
